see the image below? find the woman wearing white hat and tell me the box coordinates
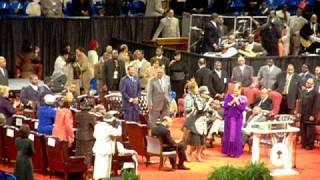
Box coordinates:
[92,115,122,179]
[37,94,57,135]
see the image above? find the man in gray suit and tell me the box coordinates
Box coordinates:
[256,59,282,89]
[145,0,165,16]
[231,56,254,87]
[152,9,180,40]
[147,67,171,128]
[0,56,8,86]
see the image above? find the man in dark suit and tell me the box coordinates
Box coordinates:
[151,117,189,170]
[260,13,281,56]
[0,56,8,86]
[120,66,141,122]
[202,13,221,53]
[314,66,320,121]
[251,88,272,111]
[20,74,41,109]
[195,58,212,89]
[75,98,96,166]
[299,64,314,88]
[273,64,300,114]
[104,50,126,91]
[299,78,317,150]
[231,56,254,87]
[209,61,228,99]
[151,47,170,74]
[300,14,320,54]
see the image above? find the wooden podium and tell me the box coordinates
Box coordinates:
[145,37,189,51]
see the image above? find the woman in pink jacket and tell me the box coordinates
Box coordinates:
[52,94,74,146]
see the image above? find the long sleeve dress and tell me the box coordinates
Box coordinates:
[222,93,247,157]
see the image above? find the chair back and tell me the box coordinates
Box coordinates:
[126,122,148,156]
[12,115,30,128]
[146,136,162,155]
[105,93,122,112]
[269,91,282,115]
[45,136,68,171]
[29,132,47,172]
[5,126,18,162]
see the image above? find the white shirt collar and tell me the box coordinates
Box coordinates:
[30,83,39,91]
[211,20,217,27]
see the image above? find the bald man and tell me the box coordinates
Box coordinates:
[0,56,8,86]
[300,14,320,54]
[273,64,300,114]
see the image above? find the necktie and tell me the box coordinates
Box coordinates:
[283,75,290,95]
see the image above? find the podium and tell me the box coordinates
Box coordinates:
[145,37,189,51]
[243,120,300,176]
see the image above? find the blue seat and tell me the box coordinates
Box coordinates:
[0,171,17,180]
[130,1,145,16]
[63,2,73,16]
[0,1,10,16]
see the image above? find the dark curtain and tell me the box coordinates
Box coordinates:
[0,16,162,77]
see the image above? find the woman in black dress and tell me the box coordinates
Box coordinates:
[168,51,189,101]
[14,125,35,180]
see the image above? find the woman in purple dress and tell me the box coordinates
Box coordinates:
[222,83,247,157]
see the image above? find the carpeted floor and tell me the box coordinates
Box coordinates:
[1,117,319,180]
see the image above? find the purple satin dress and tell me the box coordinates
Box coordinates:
[222,93,247,157]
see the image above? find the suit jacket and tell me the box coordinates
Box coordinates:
[147,75,171,111]
[299,72,314,87]
[120,75,141,111]
[257,65,282,89]
[52,108,74,144]
[75,111,96,141]
[260,23,281,56]
[300,89,317,124]
[152,17,180,40]
[231,65,254,87]
[251,97,272,111]
[20,85,40,106]
[104,59,126,90]
[130,59,151,89]
[0,68,8,86]
[37,105,56,135]
[273,72,300,110]
[209,69,228,97]
[0,96,15,125]
[195,67,212,88]
[300,23,320,42]
[145,0,164,16]
[203,21,220,52]
[15,137,34,180]
[151,123,176,147]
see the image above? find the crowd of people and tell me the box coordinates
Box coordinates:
[0,35,319,178]
[1,0,319,17]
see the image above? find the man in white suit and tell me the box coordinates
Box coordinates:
[147,67,171,128]
[92,115,122,179]
[145,0,165,16]
[256,59,282,89]
[152,9,180,40]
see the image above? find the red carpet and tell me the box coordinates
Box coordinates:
[1,118,320,180]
